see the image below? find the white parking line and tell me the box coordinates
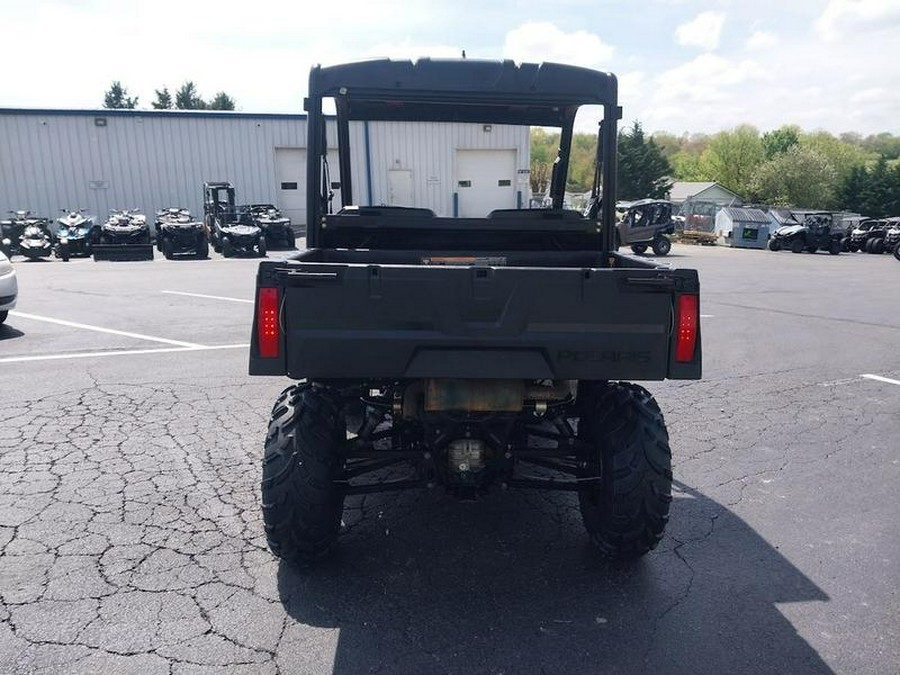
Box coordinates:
[10,311,202,348]
[162,290,253,304]
[861,373,900,387]
[700,314,714,318]
[0,343,249,365]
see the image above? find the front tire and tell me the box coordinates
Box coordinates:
[222,239,233,258]
[768,238,781,252]
[576,382,672,561]
[791,238,804,254]
[258,238,267,257]
[651,235,671,256]
[0,310,7,325]
[162,238,174,260]
[871,238,885,254]
[893,241,900,261]
[261,385,347,564]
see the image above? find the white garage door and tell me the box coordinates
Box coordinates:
[274,148,343,227]
[455,149,517,217]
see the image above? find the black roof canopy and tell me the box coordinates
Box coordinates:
[310,58,618,126]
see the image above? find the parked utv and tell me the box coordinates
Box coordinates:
[250,204,295,248]
[883,217,900,260]
[768,211,842,254]
[92,209,154,261]
[249,59,702,566]
[155,208,209,259]
[203,182,266,257]
[55,209,95,261]
[615,199,674,255]
[846,218,886,253]
[1,210,43,257]
[18,219,54,261]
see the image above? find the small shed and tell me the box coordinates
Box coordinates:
[715,207,770,249]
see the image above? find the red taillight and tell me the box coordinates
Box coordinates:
[675,294,698,362]
[257,287,280,358]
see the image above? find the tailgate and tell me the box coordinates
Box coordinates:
[250,261,700,381]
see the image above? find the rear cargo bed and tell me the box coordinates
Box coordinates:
[250,250,700,381]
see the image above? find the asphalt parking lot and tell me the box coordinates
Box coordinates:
[0,243,898,674]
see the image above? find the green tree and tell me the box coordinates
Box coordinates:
[839,165,869,214]
[175,81,206,110]
[750,146,837,208]
[670,150,710,181]
[103,81,138,109]
[855,157,900,217]
[699,125,764,197]
[208,92,236,111]
[617,121,672,200]
[800,131,869,183]
[761,125,800,159]
[152,87,173,110]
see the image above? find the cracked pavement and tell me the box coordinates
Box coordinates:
[1,246,898,674]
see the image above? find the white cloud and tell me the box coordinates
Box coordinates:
[502,22,614,69]
[746,30,778,50]
[675,11,725,50]
[637,54,767,130]
[816,0,900,41]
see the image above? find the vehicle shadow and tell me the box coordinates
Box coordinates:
[0,323,24,340]
[277,480,831,674]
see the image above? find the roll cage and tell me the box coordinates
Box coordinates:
[304,58,621,257]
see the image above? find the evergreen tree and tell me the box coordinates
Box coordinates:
[152,87,173,109]
[103,81,138,109]
[208,92,236,111]
[617,121,672,200]
[175,81,206,110]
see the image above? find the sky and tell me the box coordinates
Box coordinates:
[2,0,899,135]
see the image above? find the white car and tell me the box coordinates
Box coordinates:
[0,250,17,324]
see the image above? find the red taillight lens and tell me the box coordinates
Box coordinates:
[675,294,698,362]
[257,287,280,358]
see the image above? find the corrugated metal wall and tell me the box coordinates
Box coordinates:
[0,111,529,227]
[365,122,529,216]
[0,111,316,226]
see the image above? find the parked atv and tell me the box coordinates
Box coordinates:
[846,218,886,253]
[55,209,95,261]
[92,209,154,261]
[155,208,209,260]
[768,212,842,254]
[615,199,675,256]
[884,218,900,260]
[18,219,54,260]
[250,204,295,248]
[203,182,266,257]
[1,210,43,257]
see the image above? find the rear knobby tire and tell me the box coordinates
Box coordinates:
[261,384,346,564]
[577,382,672,561]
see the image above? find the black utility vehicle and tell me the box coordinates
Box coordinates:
[92,209,154,261]
[846,218,886,253]
[883,217,900,260]
[616,199,675,255]
[249,59,702,565]
[768,211,842,254]
[155,208,209,259]
[250,204,295,248]
[203,182,266,257]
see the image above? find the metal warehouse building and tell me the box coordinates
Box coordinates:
[0,108,530,230]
